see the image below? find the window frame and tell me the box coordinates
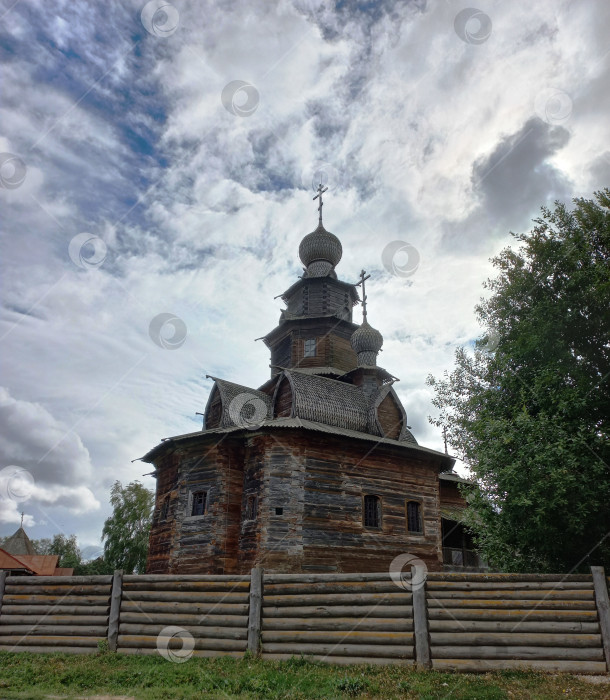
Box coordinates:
[244,494,258,522]
[303,338,317,358]
[406,499,424,535]
[187,489,208,518]
[362,494,382,530]
[159,497,169,522]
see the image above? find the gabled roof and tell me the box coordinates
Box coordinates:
[277,369,371,434]
[204,376,273,429]
[2,526,37,556]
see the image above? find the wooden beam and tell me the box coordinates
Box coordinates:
[0,571,6,620]
[107,570,123,652]
[591,566,610,671]
[247,567,263,656]
[411,564,430,668]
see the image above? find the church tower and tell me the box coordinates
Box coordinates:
[143,191,456,575]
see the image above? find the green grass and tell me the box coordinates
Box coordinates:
[0,651,607,699]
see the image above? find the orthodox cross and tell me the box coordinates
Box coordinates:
[313,183,328,225]
[357,269,371,322]
[20,511,24,526]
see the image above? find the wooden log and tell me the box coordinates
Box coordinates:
[263,581,402,595]
[121,591,249,604]
[0,645,97,655]
[263,605,413,618]
[432,645,604,661]
[428,607,598,622]
[426,573,592,582]
[431,658,607,673]
[427,581,594,591]
[0,605,109,617]
[264,573,396,584]
[247,567,263,656]
[120,601,249,616]
[119,612,247,628]
[429,619,600,634]
[0,625,107,637]
[0,615,108,627]
[119,623,247,640]
[428,590,593,601]
[122,574,250,583]
[261,630,413,645]
[107,569,123,653]
[0,635,99,647]
[0,571,6,619]
[4,584,111,596]
[5,575,112,586]
[430,632,601,648]
[2,595,110,606]
[262,617,413,632]
[117,634,247,652]
[591,566,610,671]
[411,564,430,669]
[260,642,413,658]
[123,581,250,593]
[427,598,596,610]
[264,593,411,607]
[118,647,245,658]
[260,653,414,666]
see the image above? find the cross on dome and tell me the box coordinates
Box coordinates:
[313,183,328,225]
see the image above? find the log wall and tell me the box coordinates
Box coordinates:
[0,569,609,674]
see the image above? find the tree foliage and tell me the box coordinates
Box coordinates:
[428,190,610,572]
[102,480,154,574]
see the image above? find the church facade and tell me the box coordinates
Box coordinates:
[143,196,473,574]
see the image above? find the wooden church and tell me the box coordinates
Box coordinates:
[143,190,476,574]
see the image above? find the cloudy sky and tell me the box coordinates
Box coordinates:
[1,0,608,553]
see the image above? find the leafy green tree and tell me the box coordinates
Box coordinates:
[49,534,82,569]
[428,190,610,573]
[30,538,53,555]
[74,556,114,575]
[102,481,155,574]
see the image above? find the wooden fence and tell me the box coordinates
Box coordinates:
[0,567,609,673]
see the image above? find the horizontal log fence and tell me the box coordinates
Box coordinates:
[0,567,608,673]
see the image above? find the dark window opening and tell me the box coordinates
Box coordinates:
[275,507,284,516]
[406,500,423,533]
[363,495,381,528]
[159,498,169,521]
[245,495,258,520]
[304,338,316,357]
[191,490,207,516]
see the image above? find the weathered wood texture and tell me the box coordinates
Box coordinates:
[260,571,415,664]
[0,571,6,619]
[247,567,263,655]
[0,575,111,653]
[591,566,610,670]
[1,570,607,673]
[107,569,123,652]
[426,573,603,673]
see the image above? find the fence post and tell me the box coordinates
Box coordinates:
[591,566,610,671]
[412,564,431,669]
[0,571,6,620]
[107,569,124,652]
[247,567,264,656]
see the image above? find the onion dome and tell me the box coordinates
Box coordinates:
[299,223,342,277]
[351,320,383,366]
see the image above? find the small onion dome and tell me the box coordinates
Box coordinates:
[299,223,342,270]
[350,320,383,355]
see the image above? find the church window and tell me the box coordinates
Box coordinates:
[191,490,207,517]
[406,500,423,533]
[245,495,258,520]
[159,498,169,521]
[275,507,284,515]
[363,495,381,528]
[304,338,316,357]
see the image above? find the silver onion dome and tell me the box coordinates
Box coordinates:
[351,320,384,354]
[299,223,342,271]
